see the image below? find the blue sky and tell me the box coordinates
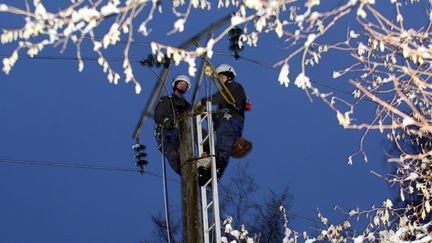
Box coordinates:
[0,1,414,242]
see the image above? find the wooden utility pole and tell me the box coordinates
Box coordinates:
[178,112,203,243]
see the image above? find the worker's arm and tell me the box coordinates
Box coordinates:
[232,83,246,107]
[200,82,246,108]
[200,90,224,106]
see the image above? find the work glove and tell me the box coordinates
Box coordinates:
[163,117,174,129]
[194,102,205,114]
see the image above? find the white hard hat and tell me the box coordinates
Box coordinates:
[172,74,191,90]
[215,64,236,77]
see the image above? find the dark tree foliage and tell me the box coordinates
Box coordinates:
[142,208,182,243]
[219,162,259,226]
[249,188,292,243]
[144,162,293,242]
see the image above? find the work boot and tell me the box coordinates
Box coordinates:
[197,166,211,187]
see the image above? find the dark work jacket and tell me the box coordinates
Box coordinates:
[200,81,247,121]
[154,94,191,125]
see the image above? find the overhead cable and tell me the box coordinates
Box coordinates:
[0,158,321,224]
[0,52,377,104]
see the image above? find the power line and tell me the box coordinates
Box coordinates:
[0,52,375,104]
[0,158,178,182]
[0,54,142,63]
[0,24,368,98]
[215,51,378,104]
[0,158,321,224]
[0,25,382,104]
[0,24,371,100]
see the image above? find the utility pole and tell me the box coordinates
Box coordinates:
[178,112,203,242]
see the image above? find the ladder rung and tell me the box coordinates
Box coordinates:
[199,114,208,123]
[203,178,212,187]
[201,134,209,143]
[206,223,215,233]
[200,138,209,146]
[206,201,214,210]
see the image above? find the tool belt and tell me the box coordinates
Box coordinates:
[215,108,244,125]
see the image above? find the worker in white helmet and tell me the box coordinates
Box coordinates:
[195,64,248,186]
[154,74,191,175]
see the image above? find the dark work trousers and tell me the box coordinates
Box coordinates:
[154,122,210,175]
[154,126,181,175]
[214,115,243,177]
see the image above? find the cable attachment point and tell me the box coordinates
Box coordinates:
[132,143,148,174]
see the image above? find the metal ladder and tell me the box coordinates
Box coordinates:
[195,101,222,243]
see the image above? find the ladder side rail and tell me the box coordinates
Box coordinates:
[197,114,210,243]
[206,101,222,243]
[201,186,210,243]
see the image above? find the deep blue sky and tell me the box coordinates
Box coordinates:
[1,1,423,242]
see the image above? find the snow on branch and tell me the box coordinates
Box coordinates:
[2,0,432,241]
[0,0,293,93]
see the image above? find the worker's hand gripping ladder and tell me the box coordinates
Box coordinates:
[195,101,222,243]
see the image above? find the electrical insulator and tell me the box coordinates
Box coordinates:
[132,143,148,173]
[228,27,243,59]
[139,54,170,69]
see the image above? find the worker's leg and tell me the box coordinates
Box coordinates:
[155,128,181,175]
[215,118,242,178]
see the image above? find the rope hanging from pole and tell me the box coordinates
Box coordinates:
[160,129,172,243]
